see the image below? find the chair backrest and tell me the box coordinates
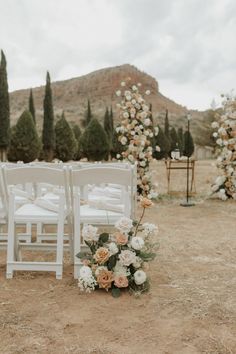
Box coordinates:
[70,166,135,217]
[2,166,70,213]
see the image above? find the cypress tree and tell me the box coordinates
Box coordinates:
[170,127,178,152]
[164,109,170,138]
[183,130,194,157]
[153,126,170,159]
[29,88,36,124]
[109,106,114,132]
[80,118,109,161]
[177,127,184,156]
[7,110,41,163]
[55,112,77,162]
[72,123,82,160]
[0,50,10,161]
[42,71,55,161]
[84,99,92,127]
[104,107,113,153]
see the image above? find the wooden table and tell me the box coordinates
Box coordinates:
[164,159,196,194]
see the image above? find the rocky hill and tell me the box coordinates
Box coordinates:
[9,64,210,146]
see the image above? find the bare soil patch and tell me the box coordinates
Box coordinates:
[0,160,236,354]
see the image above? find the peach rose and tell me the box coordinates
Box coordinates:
[140,197,153,208]
[114,275,129,288]
[115,232,128,245]
[97,269,113,290]
[94,247,110,264]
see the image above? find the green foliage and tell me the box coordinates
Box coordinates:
[153,126,170,159]
[177,127,184,155]
[109,106,114,132]
[0,50,10,158]
[110,128,126,159]
[28,88,36,123]
[170,127,178,152]
[80,118,109,161]
[72,123,82,160]
[55,112,77,162]
[82,99,93,128]
[42,71,55,161]
[7,110,41,163]
[104,107,113,151]
[72,123,82,140]
[183,130,194,157]
[164,109,170,138]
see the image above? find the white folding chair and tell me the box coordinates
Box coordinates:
[3,166,70,279]
[69,166,134,278]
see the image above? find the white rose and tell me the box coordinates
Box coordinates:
[156,145,161,152]
[121,81,126,86]
[79,266,92,278]
[116,90,121,97]
[114,261,130,276]
[145,90,151,95]
[116,153,121,159]
[108,242,119,255]
[131,99,136,104]
[131,236,144,250]
[139,152,145,159]
[134,270,147,285]
[212,132,218,138]
[82,225,98,242]
[140,161,146,167]
[144,118,151,126]
[123,112,129,119]
[115,217,133,233]
[137,83,142,87]
[121,136,127,145]
[126,95,132,101]
[216,138,223,146]
[132,85,137,91]
[119,250,137,266]
[211,121,219,129]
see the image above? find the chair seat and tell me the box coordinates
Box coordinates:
[14,203,59,222]
[80,204,123,224]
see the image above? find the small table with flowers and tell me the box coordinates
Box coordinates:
[164,158,196,194]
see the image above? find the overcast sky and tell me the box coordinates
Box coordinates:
[0,0,235,110]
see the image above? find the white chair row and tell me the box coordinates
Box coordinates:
[0,163,136,279]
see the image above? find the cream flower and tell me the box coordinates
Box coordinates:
[119,250,136,266]
[134,270,147,285]
[115,217,133,233]
[108,242,119,255]
[82,225,98,242]
[131,236,144,250]
[79,265,92,278]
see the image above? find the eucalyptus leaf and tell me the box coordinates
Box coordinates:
[99,232,109,243]
[112,287,121,298]
[107,254,117,270]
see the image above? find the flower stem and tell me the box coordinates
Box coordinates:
[134,207,145,236]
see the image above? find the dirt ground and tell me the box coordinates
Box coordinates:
[0,160,236,354]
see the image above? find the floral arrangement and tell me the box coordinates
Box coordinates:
[76,198,159,297]
[211,94,236,200]
[115,81,159,199]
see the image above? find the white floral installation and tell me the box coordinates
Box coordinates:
[211,93,236,200]
[76,197,159,297]
[115,81,159,199]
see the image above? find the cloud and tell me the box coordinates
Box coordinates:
[0,0,236,110]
